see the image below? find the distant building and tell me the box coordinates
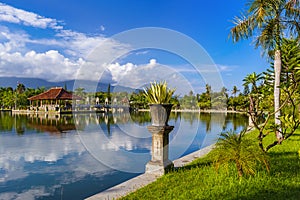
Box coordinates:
[28,87,81,112]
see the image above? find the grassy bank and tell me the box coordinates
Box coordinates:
[122,129,300,200]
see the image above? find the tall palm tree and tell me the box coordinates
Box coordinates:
[242,72,262,93]
[243,72,262,125]
[232,85,240,97]
[16,83,25,94]
[230,0,300,142]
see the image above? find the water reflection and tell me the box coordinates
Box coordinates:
[0,111,248,199]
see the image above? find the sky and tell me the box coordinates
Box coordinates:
[0,0,269,95]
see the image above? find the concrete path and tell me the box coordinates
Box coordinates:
[86,145,215,200]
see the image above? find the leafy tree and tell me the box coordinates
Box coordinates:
[230,0,300,142]
[2,89,15,109]
[211,87,228,110]
[129,91,147,109]
[74,87,86,104]
[198,92,211,110]
[246,39,300,152]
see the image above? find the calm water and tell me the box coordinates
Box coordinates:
[0,111,248,200]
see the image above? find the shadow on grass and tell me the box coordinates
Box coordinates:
[239,152,300,199]
[269,152,300,173]
[238,185,300,200]
[168,159,213,174]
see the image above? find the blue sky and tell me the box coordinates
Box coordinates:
[0,0,269,95]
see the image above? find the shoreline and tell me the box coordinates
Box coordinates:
[2,109,246,115]
[86,125,253,200]
[137,109,245,113]
[86,145,215,200]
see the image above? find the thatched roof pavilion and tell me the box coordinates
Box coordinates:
[28,87,80,101]
[28,87,81,111]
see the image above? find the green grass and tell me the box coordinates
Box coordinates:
[122,129,300,200]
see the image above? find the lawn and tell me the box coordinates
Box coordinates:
[122,129,300,200]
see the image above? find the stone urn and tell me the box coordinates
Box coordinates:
[149,104,173,126]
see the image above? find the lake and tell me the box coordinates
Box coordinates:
[0,111,248,199]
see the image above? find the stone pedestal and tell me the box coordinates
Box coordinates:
[145,125,174,176]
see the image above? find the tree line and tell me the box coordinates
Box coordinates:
[0,82,251,111]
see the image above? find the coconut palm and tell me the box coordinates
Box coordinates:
[232,85,240,97]
[230,0,300,142]
[242,72,262,93]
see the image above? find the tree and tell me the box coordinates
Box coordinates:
[230,0,300,142]
[231,86,240,97]
[242,72,262,93]
[243,84,250,96]
[16,83,25,94]
[74,87,86,104]
[244,39,300,152]
[213,130,269,177]
[262,38,300,151]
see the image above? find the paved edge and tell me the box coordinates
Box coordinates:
[85,144,215,200]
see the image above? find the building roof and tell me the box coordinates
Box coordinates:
[28,87,81,101]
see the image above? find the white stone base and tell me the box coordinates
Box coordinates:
[145,160,174,176]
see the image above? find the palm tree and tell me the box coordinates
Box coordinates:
[230,0,300,142]
[16,83,25,94]
[205,84,211,95]
[231,85,240,97]
[242,72,262,93]
[243,72,263,127]
[213,130,269,177]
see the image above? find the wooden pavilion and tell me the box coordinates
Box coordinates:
[28,87,81,112]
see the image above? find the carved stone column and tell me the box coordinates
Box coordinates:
[145,125,174,176]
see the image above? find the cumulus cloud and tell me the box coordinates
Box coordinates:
[56,30,120,58]
[0,2,133,82]
[0,50,84,81]
[0,3,63,30]
[106,59,194,95]
[107,62,136,82]
[0,2,221,93]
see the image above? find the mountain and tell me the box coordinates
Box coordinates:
[0,77,56,89]
[0,77,139,93]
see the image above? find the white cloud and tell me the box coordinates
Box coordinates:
[217,64,235,72]
[106,59,194,95]
[0,2,227,92]
[56,30,130,60]
[0,26,29,52]
[0,50,84,81]
[100,25,105,31]
[0,3,62,30]
[149,58,156,66]
[107,62,136,82]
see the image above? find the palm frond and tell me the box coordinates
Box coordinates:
[230,15,255,42]
[213,129,269,177]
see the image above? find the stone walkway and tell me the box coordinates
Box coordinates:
[86,145,215,200]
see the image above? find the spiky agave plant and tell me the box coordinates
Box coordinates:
[143,81,175,104]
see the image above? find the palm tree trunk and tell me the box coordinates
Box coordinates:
[236,161,243,177]
[274,50,283,142]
